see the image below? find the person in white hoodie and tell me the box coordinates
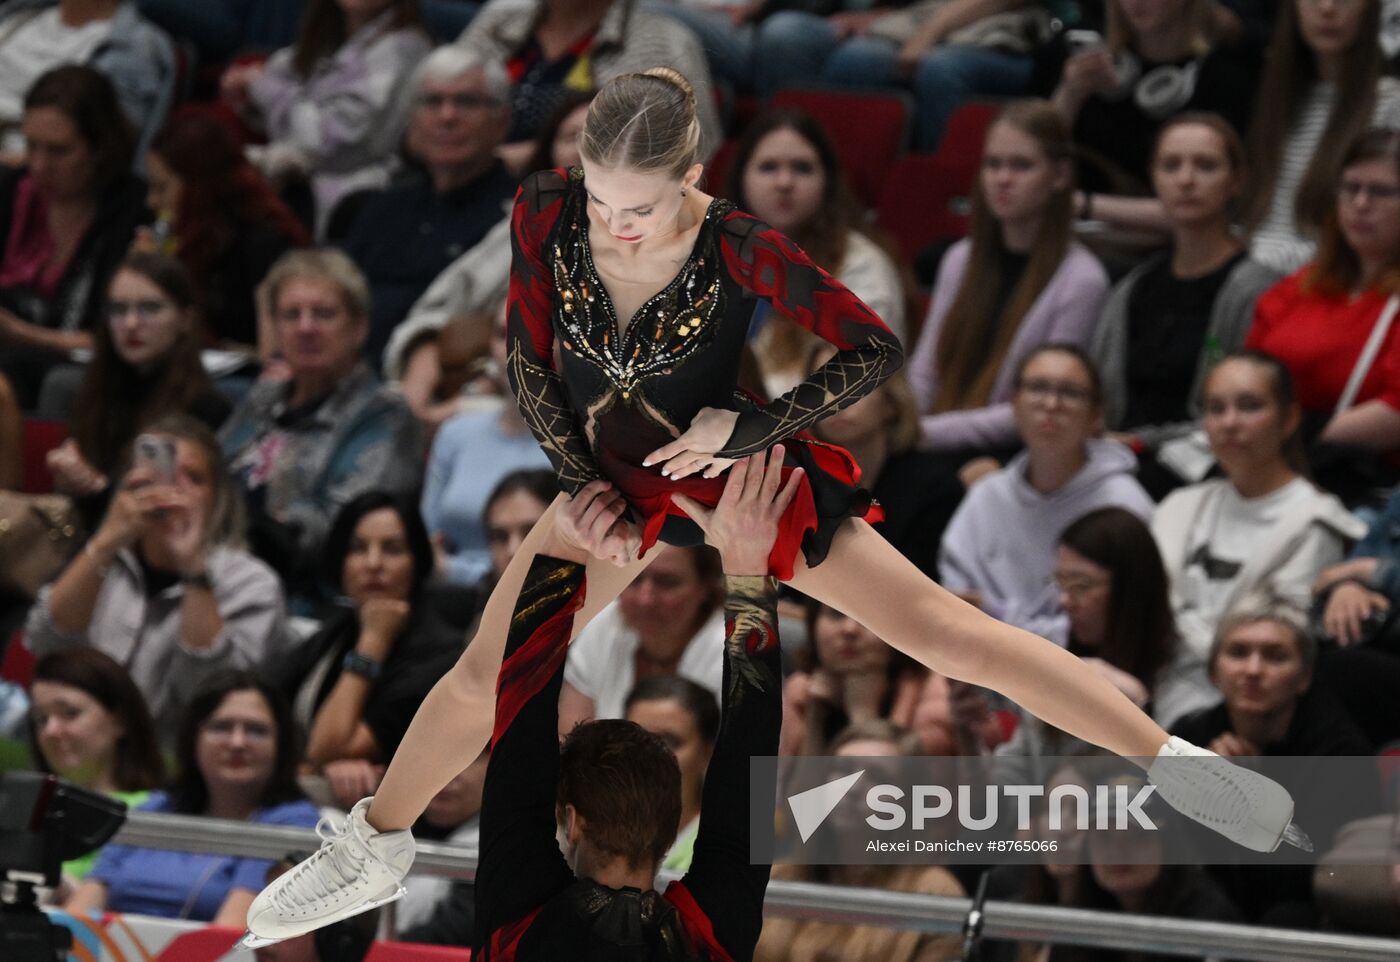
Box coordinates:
[1152,350,1365,688]
[939,344,1154,640]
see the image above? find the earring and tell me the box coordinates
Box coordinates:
[680,187,687,197]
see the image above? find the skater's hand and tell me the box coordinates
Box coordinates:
[322,759,384,809]
[1323,581,1390,646]
[643,407,740,481]
[1207,732,1260,758]
[672,446,803,575]
[551,479,640,566]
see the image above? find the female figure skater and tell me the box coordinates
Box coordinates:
[244,68,1304,949]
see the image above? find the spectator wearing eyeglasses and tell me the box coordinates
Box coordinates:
[220,0,432,237]
[64,671,319,927]
[337,45,517,369]
[1152,352,1364,691]
[939,345,1152,641]
[1249,128,1400,462]
[219,250,423,589]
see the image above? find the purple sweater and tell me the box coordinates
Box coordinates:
[909,239,1109,451]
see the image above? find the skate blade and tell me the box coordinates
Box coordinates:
[1282,821,1313,853]
[240,931,283,949]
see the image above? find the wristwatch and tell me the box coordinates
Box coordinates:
[181,570,213,590]
[342,651,383,681]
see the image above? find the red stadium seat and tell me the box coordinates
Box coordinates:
[874,153,976,265]
[1,631,34,688]
[704,138,739,200]
[936,101,999,178]
[20,417,67,494]
[767,88,912,209]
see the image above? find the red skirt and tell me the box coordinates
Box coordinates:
[597,435,883,581]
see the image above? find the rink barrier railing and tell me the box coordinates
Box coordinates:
[113,810,1400,962]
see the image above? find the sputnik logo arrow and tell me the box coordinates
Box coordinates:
[787,770,864,843]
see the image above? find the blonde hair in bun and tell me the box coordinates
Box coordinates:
[580,68,701,179]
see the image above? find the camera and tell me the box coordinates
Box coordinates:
[0,772,128,962]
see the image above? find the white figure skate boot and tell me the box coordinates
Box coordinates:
[1147,736,1312,853]
[241,797,415,948]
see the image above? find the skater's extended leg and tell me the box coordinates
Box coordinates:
[366,492,657,831]
[787,517,1168,761]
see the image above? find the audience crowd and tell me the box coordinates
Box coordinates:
[2,0,1400,957]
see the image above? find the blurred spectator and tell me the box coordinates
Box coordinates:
[422,375,553,580]
[222,0,432,237]
[1171,593,1374,924]
[808,348,948,579]
[908,101,1107,468]
[46,253,230,526]
[0,372,17,489]
[624,675,718,873]
[0,66,146,411]
[523,88,591,176]
[1051,0,1255,233]
[29,650,164,885]
[751,0,1045,150]
[0,0,174,159]
[394,751,488,942]
[1078,781,1242,944]
[1093,113,1279,498]
[1244,0,1399,274]
[779,598,931,757]
[559,545,725,733]
[726,107,908,396]
[143,111,309,348]
[1314,484,1400,648]
[1251,129,1400,470]
[457,0,721,171]
[1057,508,1199,728]
[339,45,515,365]
[64,671,320,925]
[268,492,461,808]
[220,250,423,587]
[26,414,286,735]
[755,720,965,962]
[939,345,1152,638]
[1151,352,1364,686]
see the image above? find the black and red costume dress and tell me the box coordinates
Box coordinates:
[475,553,784,961]
[507,168,905,579]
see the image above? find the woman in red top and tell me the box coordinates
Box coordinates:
[1247,129,1400,440]
[1246,128,1400,497]
[244,69,1306,951]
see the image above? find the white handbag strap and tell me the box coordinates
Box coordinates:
[1336,294,1400,416]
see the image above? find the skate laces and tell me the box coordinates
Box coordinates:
[269,813,381,913]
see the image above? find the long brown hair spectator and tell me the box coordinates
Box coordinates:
[150,112,309,291]
[931,100,1074,413]
[291,0,425,77]
[31,650,166,792]
[725,108,864,273]
[1242,0,1384,236]
[72,254,215,475]
[1307,127,1400,297]
[1058,508,1178,691]
[24,65,134,192]
[168,672,304,815]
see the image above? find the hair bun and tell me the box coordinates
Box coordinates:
[642,66,697,110]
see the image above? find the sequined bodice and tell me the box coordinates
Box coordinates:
[550,168,734,406]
